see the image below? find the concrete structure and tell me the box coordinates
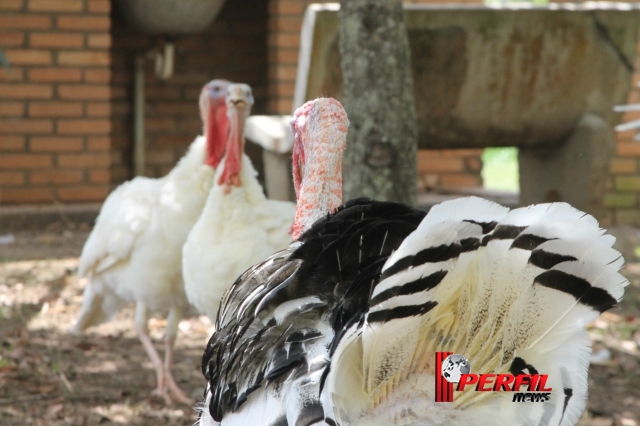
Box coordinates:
[266,3,639,219]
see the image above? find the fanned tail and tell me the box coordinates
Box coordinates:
[323,197,627,426]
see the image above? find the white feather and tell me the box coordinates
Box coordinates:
[182,154,295,321]
[73,136,214,332]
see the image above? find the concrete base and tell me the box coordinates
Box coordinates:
[262,150,295,202]
[519,113,614,218]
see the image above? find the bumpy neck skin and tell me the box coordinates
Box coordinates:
[290,98,348,240]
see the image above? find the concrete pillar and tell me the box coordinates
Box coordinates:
[262,150,295,202]
[519,113,614,219]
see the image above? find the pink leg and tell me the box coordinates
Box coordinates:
[135,303,172,404]
[163,305,193,405]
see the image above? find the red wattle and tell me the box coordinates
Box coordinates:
[205,103,227,168]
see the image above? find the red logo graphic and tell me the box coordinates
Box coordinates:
[435,351,454,402]
[435,352,553,403]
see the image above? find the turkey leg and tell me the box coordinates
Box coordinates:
[163,305,192,405]
[135,303,172,404]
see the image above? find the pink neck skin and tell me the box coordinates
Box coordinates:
[205,100,228,168]
[290,98,349,240]
[218,102,248,191]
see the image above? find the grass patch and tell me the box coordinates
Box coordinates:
[481,147,519,192]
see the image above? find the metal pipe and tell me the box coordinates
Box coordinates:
[134,54,145,177]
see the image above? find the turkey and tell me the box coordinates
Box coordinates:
[182,83,295,321]
[198,98,627,426]
[73,79,231,405]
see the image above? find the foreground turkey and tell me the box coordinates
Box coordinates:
[183,83,295,321]
[73,79,231,405]
[199,98,627,425]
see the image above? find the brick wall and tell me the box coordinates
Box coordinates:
[109,0,268,182]
[0,0,112,204]
[607,88,640,226]
[267,0,483,191]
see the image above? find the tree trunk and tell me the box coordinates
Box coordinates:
[339,0,418,205]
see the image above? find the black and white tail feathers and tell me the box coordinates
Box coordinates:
[322,197,626,426]
[198,197,625,426]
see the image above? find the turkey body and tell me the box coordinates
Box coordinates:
[75,136,214,328]
[182,153,295,321]
[183,83,295,322]
[199,196,626,426]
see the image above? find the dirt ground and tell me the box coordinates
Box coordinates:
[0,220,639,426]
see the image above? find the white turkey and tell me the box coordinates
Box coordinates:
[198,98,627,426]
[73,79,231,405]
[182,83,295,321]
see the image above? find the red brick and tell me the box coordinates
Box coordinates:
[271,64,297,81]
[87,0,109,13]
[418,155,464,173]
[57,153,110,167]
[0,136,25,151]
[0,118,52,133]
[0,188,54,204]
[0,171,24,186]
[440,149,483,157]
[178,118,201,132]
[30,32,84,48]
[57,15,109,31]
[155,102,198,116]
[58,51,109,66]
[146,118,176,132]
[146,86,181,100]
[269,0,304,16]
[57,119,110,135]
[87,136,109,151]
[29,0,82,12]
[269,33,300,48]
[156,134,193,148]
[440,174,482,187]
[30,136,83,152]
[87,33,110,48]
[88,169,109,183]
[272,16,302,32]
[465,156,483,172]
[269,97,292,114]
[146,150,175,165]
[0,67,24,81]
[86,102,110,117]
[0,153,51,169]
[617,142,640,157]
[0,32,25,46]
[57,185,109,202]
[30,169,83,185]
[610,158,637,174]
[269,48,298,65]
[58,85,110,100]
[29,101,83,117]
[4,49,51,65]
[0,0,24,11]
[0,15,50,29]
[0,102,25,116]
[84,69,110,83]
[28,67,82,82]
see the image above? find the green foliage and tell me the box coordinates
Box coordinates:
[482,147,519,192]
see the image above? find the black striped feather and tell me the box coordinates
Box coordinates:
[201,199,425,423]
